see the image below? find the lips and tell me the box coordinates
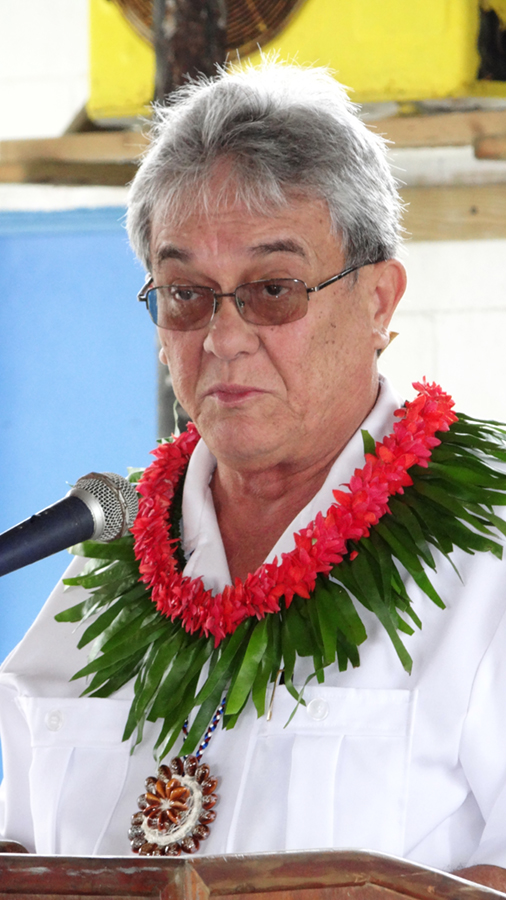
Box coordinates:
[205,383,265,404]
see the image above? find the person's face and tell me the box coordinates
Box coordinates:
[151,191,405,474]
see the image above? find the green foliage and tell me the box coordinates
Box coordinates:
[58,412,506,758]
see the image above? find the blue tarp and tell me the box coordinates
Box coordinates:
[0,207,157,779]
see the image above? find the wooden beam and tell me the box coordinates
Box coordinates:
[372,108,506,148]
[401,184,506,240]
[0,131,149,165]
[0,159,138,186]
[475,134,506,160]
[0,108,505,172]
[1,126,506,241]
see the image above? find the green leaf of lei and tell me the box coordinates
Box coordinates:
[57,412,506,757]
[361,428,376,455]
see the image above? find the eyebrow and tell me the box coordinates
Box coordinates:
[249,239,308,259]
[154,244,192,265]
[153,237,308,266]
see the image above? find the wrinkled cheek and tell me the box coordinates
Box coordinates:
[170,368,197,417]
[159,335,201,410]
[159,359,189,418]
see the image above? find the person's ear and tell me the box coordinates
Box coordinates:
[159,345,169,366]
[370,259,406,352]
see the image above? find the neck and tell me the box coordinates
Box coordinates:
[211,386,380,581]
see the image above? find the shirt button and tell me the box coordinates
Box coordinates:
[45,709,64,732]
[307,698,329,721]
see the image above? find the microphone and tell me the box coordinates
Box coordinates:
[0,473,139,577]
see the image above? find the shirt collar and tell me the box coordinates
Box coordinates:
[181,376,403,592]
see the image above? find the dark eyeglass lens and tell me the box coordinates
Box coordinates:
[147,286,214,330]
[237,280,308,325]
[146,280,309,330]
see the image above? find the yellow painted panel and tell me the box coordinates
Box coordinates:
[88,0,154,121]
[88,0,504,122]
[247,0,481,102]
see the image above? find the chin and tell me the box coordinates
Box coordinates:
[203,421,279,468]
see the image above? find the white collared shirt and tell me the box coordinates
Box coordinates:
[181,376,402,590]
[1,377,506,870]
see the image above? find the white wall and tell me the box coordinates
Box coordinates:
[381,239,506,421]
[1,0,506,423]
[0,0,88,140]
[380,144,506,420]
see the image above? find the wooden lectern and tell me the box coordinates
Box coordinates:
[1,848,506,900]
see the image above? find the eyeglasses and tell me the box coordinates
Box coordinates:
[137,262,372,331]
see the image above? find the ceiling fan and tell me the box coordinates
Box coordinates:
[111,0,305,56]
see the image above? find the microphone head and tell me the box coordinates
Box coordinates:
[68,472,139,542]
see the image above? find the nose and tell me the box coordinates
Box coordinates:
[203,295,260,360]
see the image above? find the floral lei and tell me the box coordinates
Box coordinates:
[132,381,457,646]
[59,380,506,760]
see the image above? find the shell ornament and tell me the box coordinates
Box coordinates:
[129,755,218,856]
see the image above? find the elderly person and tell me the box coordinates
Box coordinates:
[2,60,506,892]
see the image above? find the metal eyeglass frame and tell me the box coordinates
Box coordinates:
[137,262,371,328]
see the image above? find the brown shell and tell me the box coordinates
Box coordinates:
[170,757,185,776]
[180,835,199,854]
[195,763,210,783]
[184,755,198,776]
[199,809,216,824]
[202,776,218,795]
[164,842,182,856]
[131,755,219,857]
[202,794,217,810]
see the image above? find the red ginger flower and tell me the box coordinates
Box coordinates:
[132,381,457,645]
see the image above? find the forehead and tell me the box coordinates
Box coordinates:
[149,192,342,272]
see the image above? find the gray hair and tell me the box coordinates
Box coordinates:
[127,58,403,270]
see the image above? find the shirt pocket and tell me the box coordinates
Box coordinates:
[17,696,132,856]
[227,684,417,856]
